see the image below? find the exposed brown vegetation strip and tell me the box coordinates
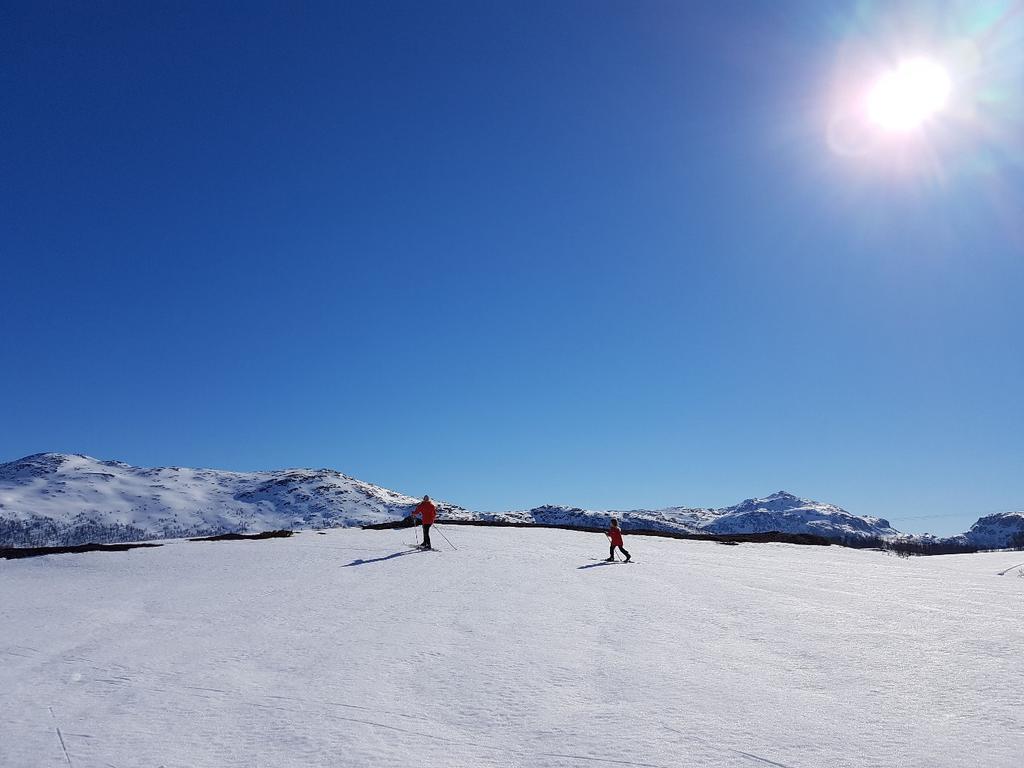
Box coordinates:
[362,518,831,547]
[0,542,163,560]
[189,529,294,542]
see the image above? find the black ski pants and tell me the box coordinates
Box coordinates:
[422,523,432,549]
[609,544,630,560]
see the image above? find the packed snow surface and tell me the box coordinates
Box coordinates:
[2,527,1021,767]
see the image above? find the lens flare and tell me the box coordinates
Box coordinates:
[819,0,1024,246]
[824,0,1024,186]
[865,57,953,132]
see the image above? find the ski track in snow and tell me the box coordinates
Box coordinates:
[47,707,73,766]
[1,527,1021,767]
[733,751,796,768]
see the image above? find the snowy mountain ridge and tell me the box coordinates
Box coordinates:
[0,453,466,547]
[954,511,1024,549]
[1,453,1020,548]
[462,490,902,541]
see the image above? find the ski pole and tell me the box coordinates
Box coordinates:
[434,523,458,551]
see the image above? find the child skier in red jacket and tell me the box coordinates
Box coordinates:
[605,519,631,562]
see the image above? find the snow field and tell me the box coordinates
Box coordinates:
[1,526,1021,767]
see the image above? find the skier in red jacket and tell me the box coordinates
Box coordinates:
[412,495,437,549]
[605,518,631,562]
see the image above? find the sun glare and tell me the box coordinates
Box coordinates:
[825,3,1024,192]
[865,57,952,133]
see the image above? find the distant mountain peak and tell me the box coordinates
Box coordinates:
[0,453,460,547]
[2,453,1016,550]
[961,510,1024,549]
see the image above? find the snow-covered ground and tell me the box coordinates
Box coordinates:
[2,527,1021,768]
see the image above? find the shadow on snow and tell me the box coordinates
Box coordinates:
[342,550,423,567]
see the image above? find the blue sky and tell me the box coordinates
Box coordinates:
[2,1,1022,535]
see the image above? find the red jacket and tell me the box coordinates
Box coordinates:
[607,526,623,547]
[414,499,437,526]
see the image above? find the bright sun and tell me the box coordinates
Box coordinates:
[865,57,952,133]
